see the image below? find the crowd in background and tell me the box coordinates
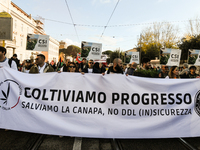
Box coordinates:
[0,46,200,79]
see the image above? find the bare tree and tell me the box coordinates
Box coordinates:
[186,16,200,36]
[139,22,179,48]
[137,22,179,60]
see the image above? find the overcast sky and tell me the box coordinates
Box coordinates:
[11,0,200,51]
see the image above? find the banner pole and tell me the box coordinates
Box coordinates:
[3,40,5,47]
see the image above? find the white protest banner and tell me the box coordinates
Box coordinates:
[0,67,200,138]
[26,34,49,51]
[81,41,102,60]
[129,52,140,64]
[188,49,200,66]
[160,48,181,66]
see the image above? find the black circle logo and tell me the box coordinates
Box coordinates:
[0,79,22,110]
[194,90,200,117]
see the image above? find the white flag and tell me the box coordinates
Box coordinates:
[87,42,102,60]
[129,52,140,64]
[166,49,181,66]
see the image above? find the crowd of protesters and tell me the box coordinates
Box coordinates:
[0,46,200,79]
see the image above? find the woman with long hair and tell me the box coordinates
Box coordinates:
[168,66,180,79]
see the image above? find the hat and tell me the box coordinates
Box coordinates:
[189,66,196,70]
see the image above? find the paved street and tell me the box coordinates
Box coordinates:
[1,129,200,150]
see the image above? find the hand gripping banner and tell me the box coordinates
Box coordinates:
[0,67,200,138]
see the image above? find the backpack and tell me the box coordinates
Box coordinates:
[8,59,12,68]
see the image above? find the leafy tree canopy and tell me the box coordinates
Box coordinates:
[59,45,81,58]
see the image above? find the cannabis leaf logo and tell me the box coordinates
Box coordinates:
[0,83,10,105]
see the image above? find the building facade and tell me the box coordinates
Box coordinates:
[0,0,59,63]
[59,41,67,49]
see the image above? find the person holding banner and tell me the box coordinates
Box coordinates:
[83,59,94,73]
[68,62,78,73]
[57,62,77,73]
[29,54,54,73]
[60,59,70,72]
[126,62,137,75]
[168,66,180,79]
[0,46,17,70]
[107,58,123,74]
[93,62,106,75]
[79,58,87,72]
[81,59,105,75]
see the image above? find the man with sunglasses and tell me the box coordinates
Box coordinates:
[158,65,169,78]
[81,59,94,74]
[29,54,54,73]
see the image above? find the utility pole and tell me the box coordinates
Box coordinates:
[118,47,120,58]
[124,52,127,63]
[3,40,5,47]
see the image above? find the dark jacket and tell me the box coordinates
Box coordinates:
[107,66,123,74]
[11,57,20,68]
[62,64,69,72]
[158,71,168,78]
[93,66,106,74]
[79,62,87,71]
[126,68,135,75]
[81,64,105,74]
[82,65,94,73]
[183,73,199,78]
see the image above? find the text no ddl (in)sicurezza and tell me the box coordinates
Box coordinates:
[21,101,192,116]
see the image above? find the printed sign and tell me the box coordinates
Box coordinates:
[81,41,102,60]
[0,12,13,40]
[129,52,140,64]
[1,67,200,138]
[188,49,200,66]
[26,34,49,51]
[160,48,181,66]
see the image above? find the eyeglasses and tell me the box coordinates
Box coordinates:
[35,58,39,60]
[89,62,93,64]
[69,66,75,68]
